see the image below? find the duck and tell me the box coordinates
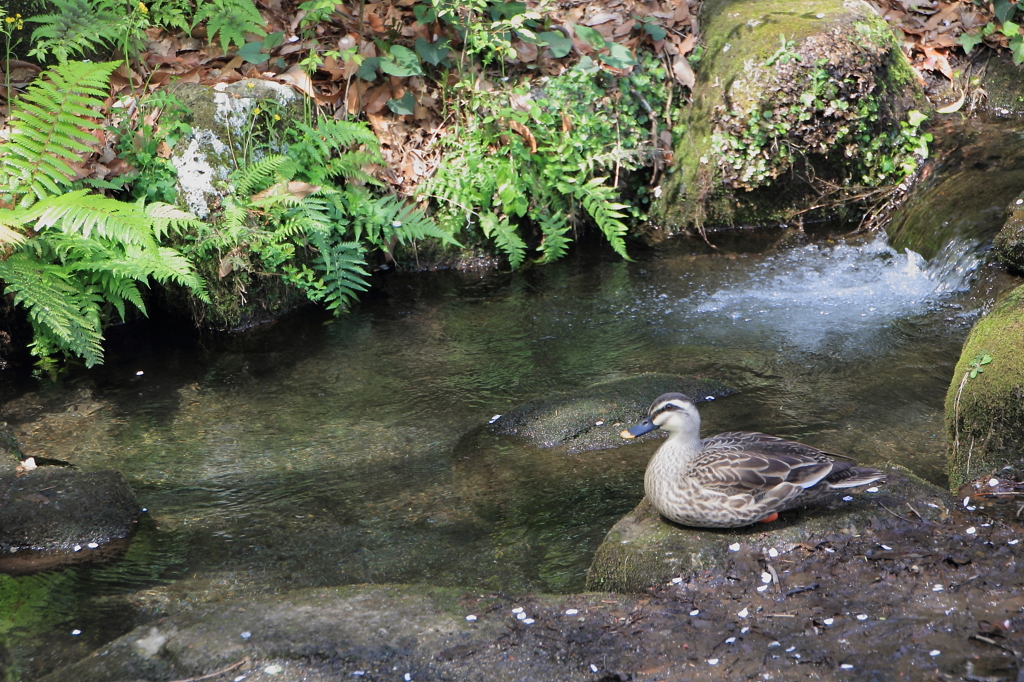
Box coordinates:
[621,393,884,528]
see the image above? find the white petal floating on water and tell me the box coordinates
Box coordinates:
[351,673,365,678]
[523,618,535,624]
[856,614,868,621]
[516,612,527,620]
[729,542,741,552]
[966,527,977,535]
[73,545,81,552]
[590,664,599,673]
[87,542,99,549]
[963,496,971,507]
[725,637,736,644]
[741,626,750,634]
[786,646,796,652]
[1009,540,1019,546]
[761,572,772,584]
[404,674,412,682]
[768,548,779,558]
[932,585,944,592]
[565,609,579,615]
[768,641,780,648]
[690,609,700,616]
[512,607,524,614]
[989,478,1000,487]
[824,547,835,553]
[595,420,604,426]
[489,415,501,424]
[71,629,81,635]
[264,665,283,675]
[756,585,769,593]
[465,615,477,621]
[707,659,720,665]
[881,545,893,551]
[842,496,854,502]
[241,631,252,639]
[866,487,879,493]
[823,618,834,625]
[929,650,941,657]
[840,664,854,670]
[738,608,749,618]
[672,577,683,584]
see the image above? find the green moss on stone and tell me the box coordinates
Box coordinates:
[654,0,924,232]
[946,284,1024,488]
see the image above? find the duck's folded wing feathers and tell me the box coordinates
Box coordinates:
[690,450,837,493]
[702,432,854,461]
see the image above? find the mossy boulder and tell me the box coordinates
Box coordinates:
[653,0,923,232]
[993,191,1024,272]
[946,284,1024,488]
[586,463,953,593]
[489,373,735,452]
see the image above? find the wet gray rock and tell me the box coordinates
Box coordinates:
[489,373,735,453]
[0,467,141,573]
[586,463,955,592]
[994,190,1024,273]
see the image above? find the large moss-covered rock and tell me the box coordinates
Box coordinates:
[653,0,923,232]
[586,463,953,592]
[946,284,1024,488]
[489,373,735,452]
[993,191,1024,272]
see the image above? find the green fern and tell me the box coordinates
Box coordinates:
[0,253,105,366]
[305,231,369,312]
[569,176,631,260]
[535,212,571,264]
[231,154,289,195]
[480,211,526,269]
[193,0,267,52]
[0,61,119,205]
[27,0,124,64]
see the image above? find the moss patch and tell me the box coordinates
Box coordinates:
[654,0,924,231]
[946,284,1024,488]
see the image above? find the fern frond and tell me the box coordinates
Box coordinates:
[535,212,571,264]
[1,61,118,204]
[573,177,630,260]
[146,202,204,240]
[20,190,158,248]
[0,253,105,366]
[193,0,267,52]
[480,211,526,269]
[306,232,369,313]
[231,154,289,195]
[27,0,123,63]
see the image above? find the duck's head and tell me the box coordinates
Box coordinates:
[620,393,701,439]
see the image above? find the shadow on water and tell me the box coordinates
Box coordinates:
[3,120,1024,680]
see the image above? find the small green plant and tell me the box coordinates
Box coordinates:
[764,34,801,66]
[181,117,458,316]
[111,90,194,203]
[193,0,266,52]
[968,352,993,379]
[423,53,668,266]
[959,1,1024,64]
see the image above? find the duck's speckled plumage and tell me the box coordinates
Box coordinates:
[625,393,885,528]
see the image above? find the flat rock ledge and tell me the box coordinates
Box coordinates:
[587,463,954,593]
[489,373,735,453]
[0,466,141,573]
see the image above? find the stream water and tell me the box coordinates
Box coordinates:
[3,121,1024,679]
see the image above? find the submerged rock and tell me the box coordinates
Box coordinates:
[946,283,1024,488]
[586,463,953,593]
[0,467,141,574]
[489,373,734,452]
[654,0,923,231]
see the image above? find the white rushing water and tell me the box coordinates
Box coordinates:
[650,233,984,351]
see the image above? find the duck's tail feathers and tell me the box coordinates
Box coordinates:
[825,466,885,489]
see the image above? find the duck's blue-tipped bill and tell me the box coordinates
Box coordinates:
[620,418,658,439]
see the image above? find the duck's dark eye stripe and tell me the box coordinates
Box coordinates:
[653,403,679,417]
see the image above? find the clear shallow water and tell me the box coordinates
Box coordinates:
[0,225,1008,679]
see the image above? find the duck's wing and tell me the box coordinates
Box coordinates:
[702,432,849,460]
[692,432,844,493]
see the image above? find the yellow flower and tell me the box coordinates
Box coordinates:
[273,114,280,121]
[253,107,261,115]
[138,2,147,12]
[4,17,13,24]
